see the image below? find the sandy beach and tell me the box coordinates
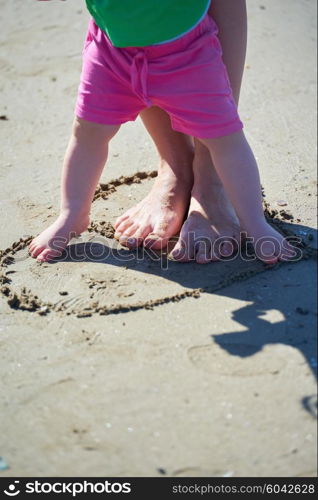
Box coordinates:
[0,0,317,477]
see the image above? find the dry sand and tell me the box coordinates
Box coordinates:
[0,0,317,477]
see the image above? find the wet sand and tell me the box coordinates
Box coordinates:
[0,0,317,477]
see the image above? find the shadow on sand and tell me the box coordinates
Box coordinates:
[55,219,318,418]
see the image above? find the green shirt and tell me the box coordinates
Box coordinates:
[85,0,211,47]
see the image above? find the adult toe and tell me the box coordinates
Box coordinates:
[126,225,153,248]
[144,220,172,250]
[114,219,134,240]
[118,224,140,246]
[114,213,130,230]
[195,239,212,264]
[220,234,239,258]
[144,233,170,250]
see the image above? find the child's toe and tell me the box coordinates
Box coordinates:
[30,245,45,258]
[36,248,60,263]
[254,239,279,264]
[195,240,211,264]
[278,242,298,262]
[169,243,182,260]
[264,256,279,265]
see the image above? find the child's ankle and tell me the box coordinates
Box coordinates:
[240,216,269,234]
[59,208,90,222]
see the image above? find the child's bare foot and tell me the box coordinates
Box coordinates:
[169,153,297,265]
[170,185,297,265]
[114,160,192,250]
[170,181,242,264]
[29,212,89,262]
[244,221,297,264]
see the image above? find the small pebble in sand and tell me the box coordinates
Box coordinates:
[39,306,49,315]
[276,200,288,206]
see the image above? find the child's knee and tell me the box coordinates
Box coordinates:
[72,117,120,143]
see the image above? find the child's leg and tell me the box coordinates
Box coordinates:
[29,118,120,262]
[196,131,295,263]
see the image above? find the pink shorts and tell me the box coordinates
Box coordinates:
[75,14,243,138]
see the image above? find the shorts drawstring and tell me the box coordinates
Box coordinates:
[131,51,152,106]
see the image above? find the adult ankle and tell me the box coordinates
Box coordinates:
[157,157,194,187]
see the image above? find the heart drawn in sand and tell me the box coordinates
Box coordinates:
[0,171,311,318]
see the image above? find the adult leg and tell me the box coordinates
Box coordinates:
[29,118,120,262]
[171,0,248,263]
[114,106,194,249]
[116,0,248,260]
[170,141,241,263]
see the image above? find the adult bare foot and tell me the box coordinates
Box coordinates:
[114,159,192,250]
[169,141,241,264]
[114,107,194,250]
[170,180,241,264]
[29,212,89,262]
